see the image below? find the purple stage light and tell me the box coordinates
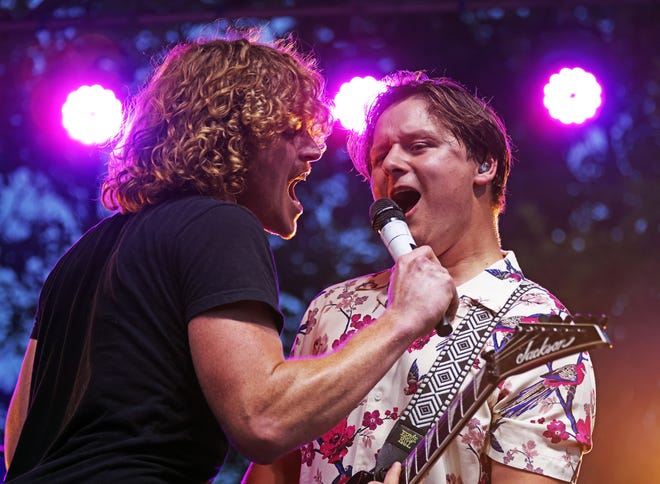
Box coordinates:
[333,76,386,133]
[543,67,603,125]
[61,84,123,145]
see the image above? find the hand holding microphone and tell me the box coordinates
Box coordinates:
[370,198,455,337]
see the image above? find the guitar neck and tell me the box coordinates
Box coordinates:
[401,367,494,483]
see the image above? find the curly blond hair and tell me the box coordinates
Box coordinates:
[348,71,512,213]
[102,33,332,213]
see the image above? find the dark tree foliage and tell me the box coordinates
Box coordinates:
[0,2,658,483]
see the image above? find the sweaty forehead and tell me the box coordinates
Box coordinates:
[371,98,444,147]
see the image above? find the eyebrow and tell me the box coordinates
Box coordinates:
[371,128,440,151]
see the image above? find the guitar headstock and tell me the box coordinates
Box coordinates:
[483,314,612,382]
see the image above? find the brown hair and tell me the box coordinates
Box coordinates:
[348,71,512,212]
[102,33,332,213]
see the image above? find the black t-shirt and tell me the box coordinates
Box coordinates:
[6,196,283,483]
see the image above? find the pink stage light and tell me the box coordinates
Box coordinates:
[333,76,386,133]
[543,67,603,125]
[61,84,123,145]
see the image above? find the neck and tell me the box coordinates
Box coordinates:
[437,217,503,286]
[441,247,504,286]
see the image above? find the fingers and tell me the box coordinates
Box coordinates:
[369,461,402,483]
[387,245,456,338]
[399,244,437,262]
[445,285,460,321]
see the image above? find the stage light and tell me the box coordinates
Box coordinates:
[543,67,603,125]
[61,84,123,145]
[333,76,386,133]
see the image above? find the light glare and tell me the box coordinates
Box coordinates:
[333,76,386,133]
[61,84,123,145]
[543,67,603,125]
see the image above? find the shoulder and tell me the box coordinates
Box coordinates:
[311,268,390,304]
[514,279,569,317]
[493,251,570,317]
[291,270,389,353]
[155,196,261,226]
[143,197,266,246]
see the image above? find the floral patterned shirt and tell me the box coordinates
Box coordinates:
[291,252,596,484]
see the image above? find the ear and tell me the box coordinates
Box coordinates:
[474,158,496,186]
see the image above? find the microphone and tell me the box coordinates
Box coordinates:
[369,198,453,337]
[369,198,417,260]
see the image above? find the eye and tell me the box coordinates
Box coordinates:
[282,127,303,140]
[370,152,386,170]
[283,118,304,139]
[409,142,429,153]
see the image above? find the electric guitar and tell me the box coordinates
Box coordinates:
[347,316,611,484]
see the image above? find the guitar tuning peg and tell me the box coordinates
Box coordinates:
[572,312,608,327]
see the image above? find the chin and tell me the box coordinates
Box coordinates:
[277,228,297,240]
[266,219,298,240]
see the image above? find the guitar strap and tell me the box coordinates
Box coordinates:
[373,279,537,479]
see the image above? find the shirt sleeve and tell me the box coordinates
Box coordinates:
[175,203,284,332]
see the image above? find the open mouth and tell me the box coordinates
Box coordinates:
[288,172,309,203]
[391,189,421,215]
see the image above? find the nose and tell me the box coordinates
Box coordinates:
[370,145,407,199]
[298,130,323,163]
[380,144,408,176]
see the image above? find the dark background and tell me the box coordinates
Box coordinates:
[0,1,658,483]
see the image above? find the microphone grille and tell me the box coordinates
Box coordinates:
[369,198,405,231]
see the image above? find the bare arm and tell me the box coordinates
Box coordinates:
[4,338,37,470]
[491,460,565,483]
[189,246,457,464]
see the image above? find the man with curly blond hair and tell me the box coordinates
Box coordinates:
[4,36,455,483]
